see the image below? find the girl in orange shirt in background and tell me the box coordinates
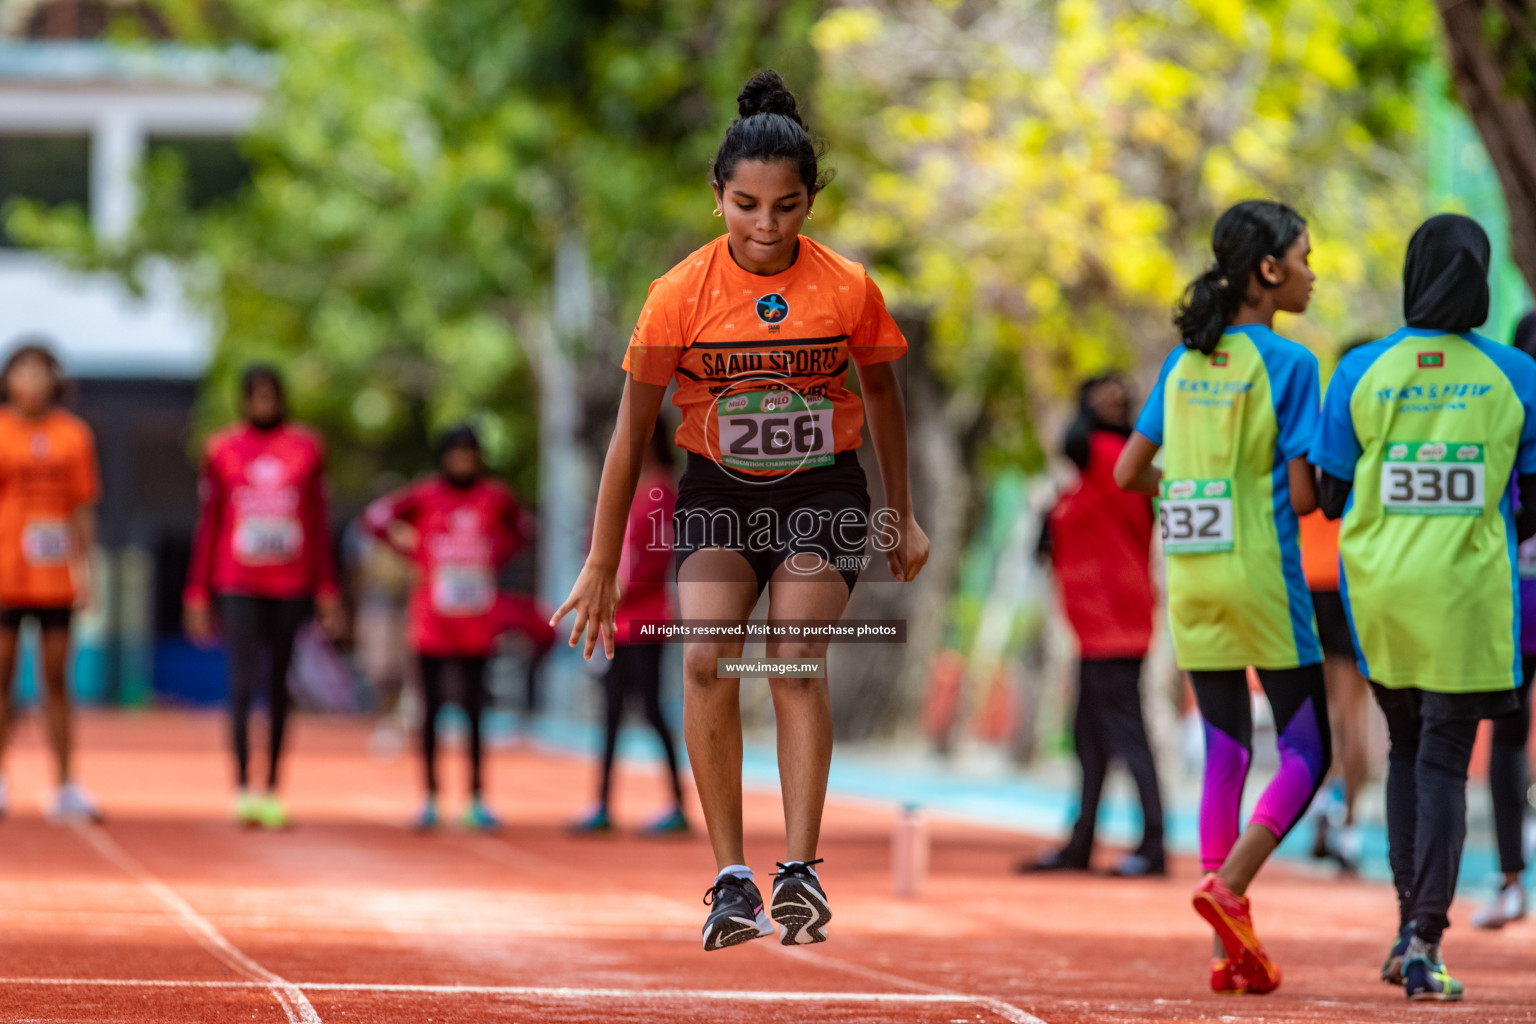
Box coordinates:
[0,341,100,824]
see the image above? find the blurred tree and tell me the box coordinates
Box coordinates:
[6,0,820,499]
[815,0,1435,443]
[810,0,1437,733]
[1437,0,1536,295]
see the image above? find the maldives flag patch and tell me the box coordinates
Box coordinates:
[1418,351,1444,369]
[1210,351,1229,367]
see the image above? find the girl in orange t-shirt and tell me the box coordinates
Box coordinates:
[0,341,100,824]
[552,70,929,952]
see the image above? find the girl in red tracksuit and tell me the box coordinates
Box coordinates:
[185,365,341,830]
[365,425,530,830]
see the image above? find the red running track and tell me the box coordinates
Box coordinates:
[1,710,1533,1023]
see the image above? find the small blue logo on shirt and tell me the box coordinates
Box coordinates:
[755,293,789,325]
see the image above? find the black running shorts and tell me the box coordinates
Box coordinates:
[0,606,72,631]
[673,450,872,593]
[1310,589,1355,659]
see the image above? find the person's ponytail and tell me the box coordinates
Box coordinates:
[1175,200,1306,355]
[1175,266,1241,355]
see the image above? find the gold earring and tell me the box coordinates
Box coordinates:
[806,209,815,220]
[712,208,723,218]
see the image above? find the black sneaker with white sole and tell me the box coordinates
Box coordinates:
[771,860,832,945]
[701,874,774,952]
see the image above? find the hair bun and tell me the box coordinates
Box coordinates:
[737,69,803,128]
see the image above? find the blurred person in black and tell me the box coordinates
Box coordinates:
[1023,374,1166,877]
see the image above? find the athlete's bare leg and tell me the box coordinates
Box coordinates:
[678,549,760,871]
[0,627,17,777]
[39,627,72,786]
[765,558,850,864]
[1219,825,1280,896]
[1323,653,1369,825]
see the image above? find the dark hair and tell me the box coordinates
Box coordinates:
[711,70,832,195]
[1515,311,1536,360]
[1174,200,1307,355]
[435,423,482,465]
[240,363,286,401]
[0,338,65,405]
[1062,372,1132,469]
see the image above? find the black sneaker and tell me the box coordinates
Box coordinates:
[701,874,773,952]
[771,860,832,946]
[1380,923,1412,985]
[1402,937,1463,1002]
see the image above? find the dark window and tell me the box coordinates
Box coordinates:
[146,136,252,210]
[24,1,172,40]
[0,135,91,247]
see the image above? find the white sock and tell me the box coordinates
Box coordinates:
[717,864,753,882]
[781,860,819,880]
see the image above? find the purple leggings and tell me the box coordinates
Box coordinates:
[1190,666,1331,873]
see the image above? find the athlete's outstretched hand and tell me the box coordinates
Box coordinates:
[887,512,930,583]
[550,562,622,660]
[184,600,217,648]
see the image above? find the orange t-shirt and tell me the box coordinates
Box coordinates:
[1298,509,1340,591]
[621,235,907,476]
[0,408,99,607]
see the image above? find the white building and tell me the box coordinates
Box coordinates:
[0,38,265,376]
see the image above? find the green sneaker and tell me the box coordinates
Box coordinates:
[569,805,612,834]
[256,794,290,830]
[412,798,440,831]
[234,791,260,828]
[461,799,500,832]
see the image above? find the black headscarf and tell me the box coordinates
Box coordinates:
[1403,213,1491,333]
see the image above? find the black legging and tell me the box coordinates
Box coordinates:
[598,643,682,809]
[1372,683,1482,944]
[220,595,311,791]
[1489,658,1534,875]
[419,654,488,797]
[1061,658,1165,864]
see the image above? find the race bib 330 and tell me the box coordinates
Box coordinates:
[1380,442,1484,516]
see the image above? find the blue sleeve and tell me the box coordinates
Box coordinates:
[1309,355,1363,481]
[1133,347,1181,445]
[1514,352,1536,476]
[1271,343,1320,463]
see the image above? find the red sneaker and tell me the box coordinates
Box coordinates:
[1210,957,1248,995]
[1193,874,1280,994]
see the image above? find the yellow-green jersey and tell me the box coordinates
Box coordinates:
[1134,324,1322,671]
[1309,328,1536,693]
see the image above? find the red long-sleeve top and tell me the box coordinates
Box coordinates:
[363,475,530,657]
[1049,430,1156,659]
[615,471,676,644]
[184,422,338,605]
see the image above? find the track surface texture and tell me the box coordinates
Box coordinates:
[1,711,1533,1023]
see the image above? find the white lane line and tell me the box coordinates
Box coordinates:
[769,945,1049,1024]
[0,978,993,1003]
[70,825,323,1024]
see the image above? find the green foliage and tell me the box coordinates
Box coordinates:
[812,0,1440,468]
[9,0,819,499]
